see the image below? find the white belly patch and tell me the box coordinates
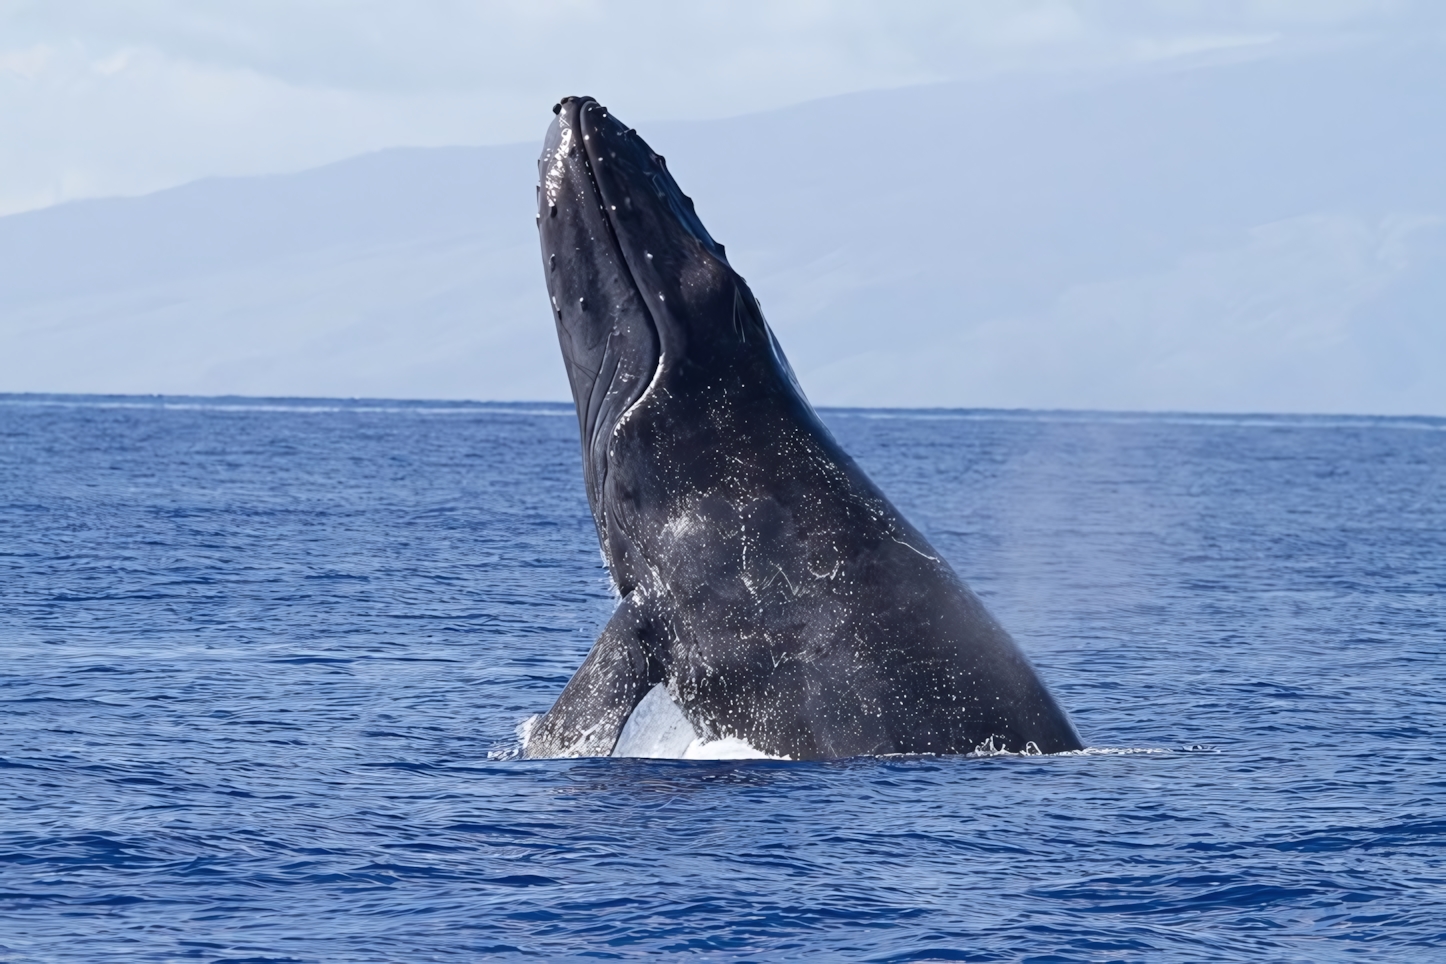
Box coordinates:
[612,683,699,758]
[611,684,787,760]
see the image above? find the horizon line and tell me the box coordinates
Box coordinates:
[3,391,1442,430]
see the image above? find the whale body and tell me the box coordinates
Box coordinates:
[524,96,1082,760]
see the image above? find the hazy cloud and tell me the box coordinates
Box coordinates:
[2,0,1440,214]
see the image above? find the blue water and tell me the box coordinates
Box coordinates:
[1,394,1443,962]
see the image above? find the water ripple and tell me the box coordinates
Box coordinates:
[0,395,1443,961]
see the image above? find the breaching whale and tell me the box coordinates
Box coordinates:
[524,96,1082,760]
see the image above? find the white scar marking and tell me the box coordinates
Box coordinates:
[890,535,939,562]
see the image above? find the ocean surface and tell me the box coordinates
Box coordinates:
[1,394,1442,962]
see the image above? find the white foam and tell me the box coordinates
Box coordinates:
[510,714,539,757]
[681,736,784,760]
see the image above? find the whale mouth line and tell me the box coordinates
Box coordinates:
[570,98,666,455]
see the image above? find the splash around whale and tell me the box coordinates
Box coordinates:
[523,95,1082,762]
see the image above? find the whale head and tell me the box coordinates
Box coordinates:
[536,96,789,539]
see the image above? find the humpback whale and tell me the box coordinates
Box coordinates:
[525,96,1082,760]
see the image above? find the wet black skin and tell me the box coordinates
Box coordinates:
[524,96,1082,760]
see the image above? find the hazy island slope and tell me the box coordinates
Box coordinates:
[1,44,1442,414]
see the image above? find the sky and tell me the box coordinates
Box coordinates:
[2,1,1443,415]
[2,0,1441,217]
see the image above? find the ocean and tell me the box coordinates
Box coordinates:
[1,394,1442,961]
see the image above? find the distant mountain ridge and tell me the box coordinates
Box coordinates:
[2,43,1443,413]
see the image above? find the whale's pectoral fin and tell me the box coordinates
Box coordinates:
[522,592,660,759]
